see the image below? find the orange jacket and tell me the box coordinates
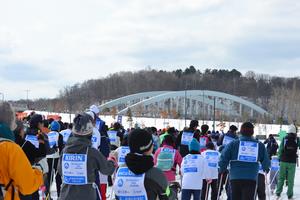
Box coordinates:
[0,140,43,200]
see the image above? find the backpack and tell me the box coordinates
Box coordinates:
[156,148,175,171]
[284,135,298,156]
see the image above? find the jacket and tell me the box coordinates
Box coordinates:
[0,138,43,200]
[219,136,270,181]
[58,135,115,200]
[278,133,300,163]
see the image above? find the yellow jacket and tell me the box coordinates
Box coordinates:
[0,140,43,200]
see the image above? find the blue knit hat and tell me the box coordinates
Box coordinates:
[50,121,60,131]
[189,138,200,152]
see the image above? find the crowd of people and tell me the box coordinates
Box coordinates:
[0,101,299,200]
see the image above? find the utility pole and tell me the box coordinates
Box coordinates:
[213,96,216,131]
[25,90,30,109]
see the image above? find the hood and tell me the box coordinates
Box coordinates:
[125,153,154,175]
[64,135,92,153]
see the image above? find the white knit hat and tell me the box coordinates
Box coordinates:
[288,124,297,133]
[89,105,100,114]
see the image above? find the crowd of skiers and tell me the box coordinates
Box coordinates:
[0,101,299,200]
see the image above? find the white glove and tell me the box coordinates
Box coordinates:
[33,158,49,174]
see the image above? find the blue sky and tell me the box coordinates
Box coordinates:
[0,0,300,100]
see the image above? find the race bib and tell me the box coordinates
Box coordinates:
[48,132,58,148]
[237,141,258,162]
[62,153,88,185]
[181,132,193,145]
[107,130,117,144]
[61,130,71,144]
[223,136,234,146]
[271,157,280,171]
[200,137,206,147]
[204,151,219,168]
[183,155,199,173]
[114,167,147,200]
[118,146,130,165]
[25,135,39,148]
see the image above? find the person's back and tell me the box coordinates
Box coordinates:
[114,129,175,200]
[58,113,115,200]
[154,135,182,182]
[0,102,44,200]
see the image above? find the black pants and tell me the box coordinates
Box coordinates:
[201,179,218,200]
[231,179,256,200]
[257,174,266,200]
[46,158,62,198]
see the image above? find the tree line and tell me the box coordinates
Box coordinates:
[14,66,300,125]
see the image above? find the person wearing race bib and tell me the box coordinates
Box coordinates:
[275,124,300,200]
[110,134,130,167]
[176,120,199,158]
[114,129,175,200]
[154,134,182,183]
[45,120,64,199]
[269,155,279,194]
[107,122,124,150]
[219,122,270,200]
[217,125,238,151]
[181,138,212,200]
[201,142,220,200]
[199,125,211,152]
[0,102,45,200]
[58,113,116,200]
[60,123,73,145]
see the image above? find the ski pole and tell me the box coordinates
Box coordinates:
[205,182,210,200]
[265,173,271,200]
[109,169,117,200]
[269,170,279,186]
[217,173,223,200]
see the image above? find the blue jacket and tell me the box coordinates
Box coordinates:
[219,136,270,181]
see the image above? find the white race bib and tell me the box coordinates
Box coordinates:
[107,130,117,145]
[223,136,235,146]
[25,135,39,148]
[199,137,206,147]
[204,151,219,168]
[114,167,147,200]
[61,130,71,144]
[118,146,130,166]
[183,154,200,173]
[237,141,258,162]
[271,157,280,171]
[62,153,88,185]
[48,132,59,148]
[181,132,193,145]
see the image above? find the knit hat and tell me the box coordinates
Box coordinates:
[50,121,60,131]
[189,138,200,152]
[229,125,238,132]
[85,111,95,121]
[128,129,153,154]
[201,124,209,133]
[288,124,297,134]
[240,122,254,136]
[89,105,100,114]
[72,113,94,136]
[29,114,43,128]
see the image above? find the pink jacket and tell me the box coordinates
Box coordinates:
[154,145,182,182]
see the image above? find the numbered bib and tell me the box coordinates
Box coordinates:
[237,141,258,162]
[156,148,176,171]
[25,135,39,148]
[183,154,200,173]
[107,130,117,145]
[62,153,88,185]
[199,137,207,147]
[204,151,219,168]
[48,132,58,148]
[181,132,193,145]
[114,167,147,200]
[118,146,130,166]
[223,136,235,146]
[61,130,71,144]
[271,157,280,171]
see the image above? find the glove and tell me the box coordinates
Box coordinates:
[33,158,49,174]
